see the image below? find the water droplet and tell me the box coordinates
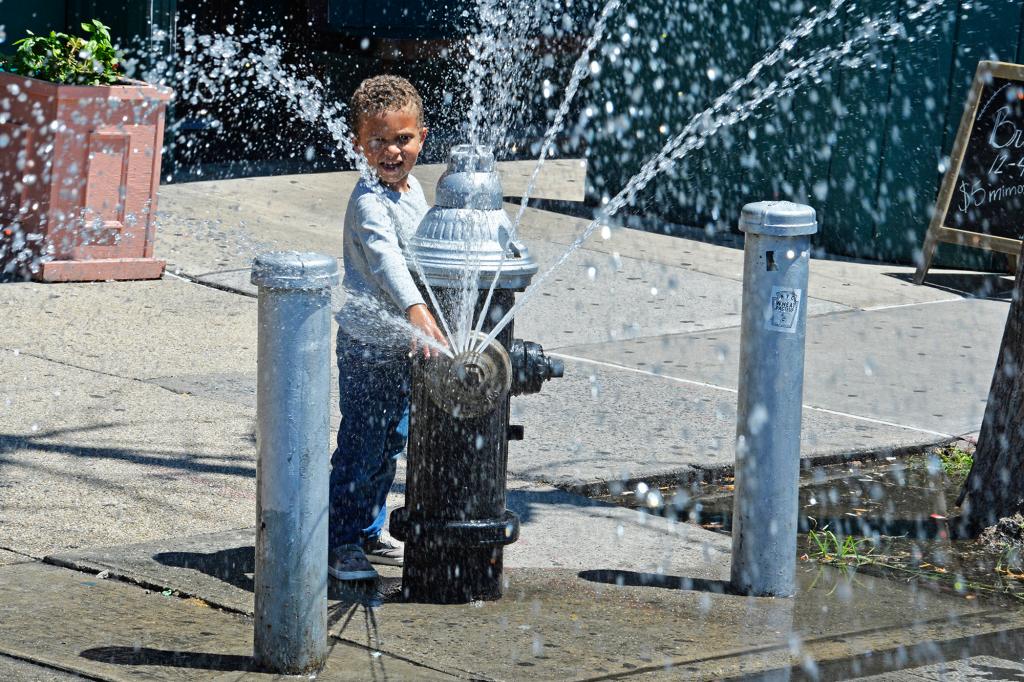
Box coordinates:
[600,225,611,240]
[587,266,596,281]
[747,404,769,434]
[706,67,719,81]
[645,489,663,508]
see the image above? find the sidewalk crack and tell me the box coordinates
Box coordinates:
[0,347,193,398]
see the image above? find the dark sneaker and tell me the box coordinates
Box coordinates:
[363,531,404,566]
[328,544,377,581]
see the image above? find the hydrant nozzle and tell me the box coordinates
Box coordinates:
[424,332,512,419]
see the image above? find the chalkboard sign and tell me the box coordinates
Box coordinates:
[916,61,1024,284]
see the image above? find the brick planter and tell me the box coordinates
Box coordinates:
[0,74,172,281]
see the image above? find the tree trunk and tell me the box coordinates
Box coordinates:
[958,245,1024,533]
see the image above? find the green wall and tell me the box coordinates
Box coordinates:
[0,0,69,44]
[1,1,174,57]
[4,0,1020,267]
[582,0,1024,268]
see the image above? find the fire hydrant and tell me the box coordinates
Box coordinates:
[390,145,563,603]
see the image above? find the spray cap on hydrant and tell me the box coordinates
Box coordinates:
[408,144,538,290]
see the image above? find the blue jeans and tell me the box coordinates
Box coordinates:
[328,330,410,550]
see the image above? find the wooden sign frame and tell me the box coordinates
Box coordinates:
[915,60,1024,284]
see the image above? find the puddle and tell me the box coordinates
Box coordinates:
[597,451,1024,606]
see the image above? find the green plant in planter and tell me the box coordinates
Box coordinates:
[0,20,121,86]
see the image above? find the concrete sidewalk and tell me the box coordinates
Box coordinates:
[0,160,1017,680]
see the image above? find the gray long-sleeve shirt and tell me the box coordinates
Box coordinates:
[336,175,428,344]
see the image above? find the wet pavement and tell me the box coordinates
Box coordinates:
[1,165,1022,679]
[3,546,1023,680]
[600,444,1024,609]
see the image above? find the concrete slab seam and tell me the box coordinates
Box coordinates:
[163,270,258,299]
[577,607,1012,682]
[0,546,40,563]
[804,404,956,439]
[863,295,984,313]
[542,434,954,496]
[551,352,958,439]
[42,554,244,616]
[0,646,109,682]
[327,630,471,680]
[0,346,202,400]
[538,467,698,497]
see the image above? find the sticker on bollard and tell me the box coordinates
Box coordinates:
[767,286,802,333]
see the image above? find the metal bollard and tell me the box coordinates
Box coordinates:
[250,251,338,673]
[729,202,817,598]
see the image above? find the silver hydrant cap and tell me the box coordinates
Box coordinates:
[739,201,818,237]
[409,145,539,289]
[251,251,340,290]
[448,144,495,173]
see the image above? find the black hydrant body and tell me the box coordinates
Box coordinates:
[389,145,562,603]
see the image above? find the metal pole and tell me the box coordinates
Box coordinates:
[730,202,817,598]
[251,251,338,673]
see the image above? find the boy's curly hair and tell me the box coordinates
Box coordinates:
[349,75,424,132]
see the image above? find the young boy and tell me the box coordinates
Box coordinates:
[329,75,447,581]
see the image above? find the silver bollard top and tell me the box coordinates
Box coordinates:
[739,201,818,237]
[251,251,340,290]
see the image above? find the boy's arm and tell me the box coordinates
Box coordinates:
[352,194,425,313]
[352,195,447,356]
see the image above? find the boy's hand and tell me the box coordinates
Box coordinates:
[407,303,448,359]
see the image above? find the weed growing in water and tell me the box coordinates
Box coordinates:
[936,444,974,479]
[806,522,876,566]
[995,544,1024,579]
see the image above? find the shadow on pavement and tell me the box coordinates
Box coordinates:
[578,569,734,594]
[0,428,255,479]
[887,271,1014,299]
[79,646,253,671]
[508,487,611,525]
[723,626,1024,682]
[153,545,255,592]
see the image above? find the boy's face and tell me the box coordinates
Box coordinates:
[354,107,427,191]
